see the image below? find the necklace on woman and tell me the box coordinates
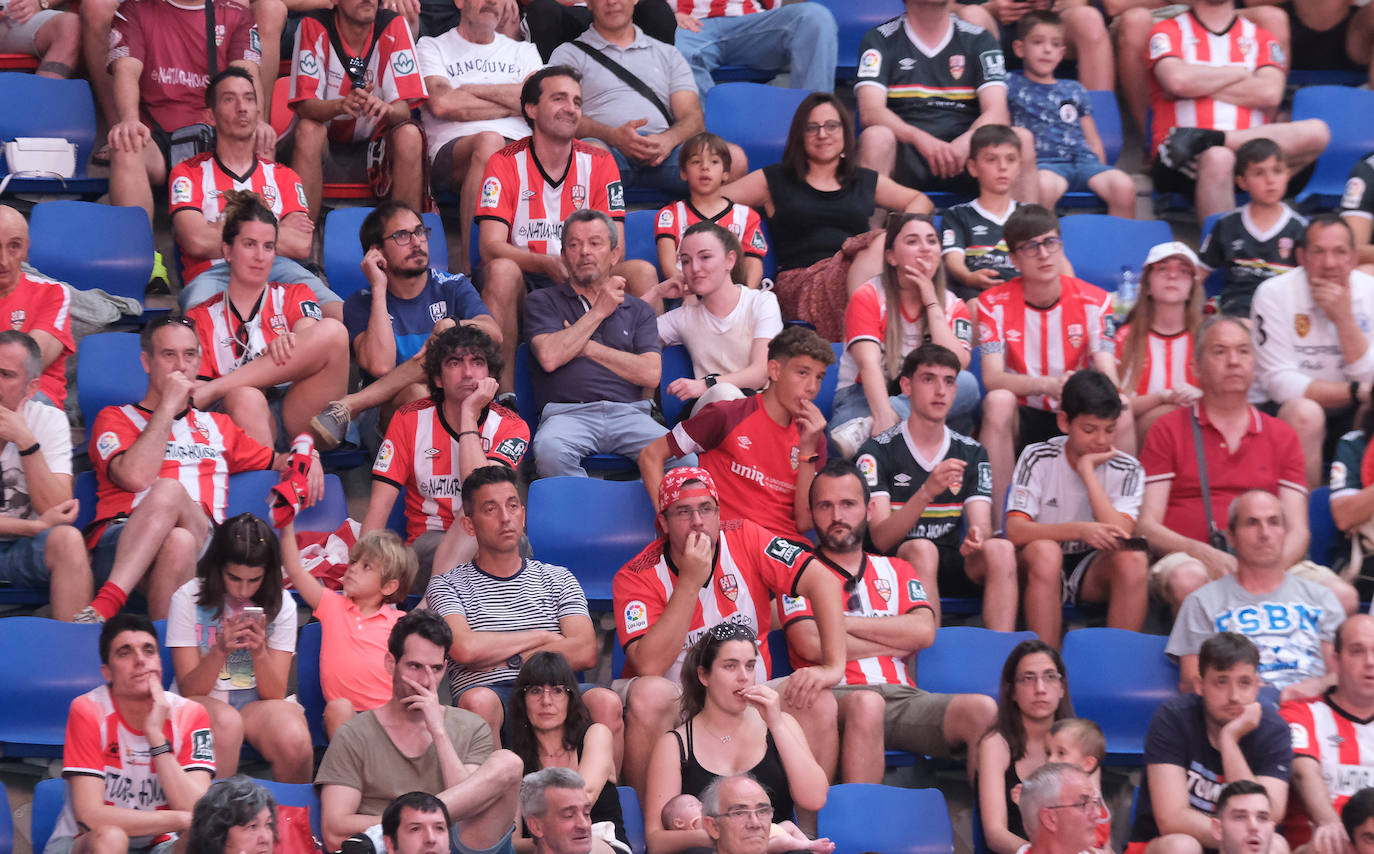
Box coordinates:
[698,717,745,744]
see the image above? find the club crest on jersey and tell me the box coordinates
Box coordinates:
[1295,314,1310,337]
[719,573,739,602]
[428,302,447,323]
[949,54,965,80]
[1058,101,1079,124]
[171,176,193,205]
[657,209,673,229]
[1278,237,1293,259]
[1332,461,1348,490]
[214,23,225,46]
[261,185,278,208]
[623,600,648,633]
[480,178,500,209]
[270,314,288,333]
[8,310,24,329]
[943,229,956,247]
[571,185,587,209]
[857,49,881,78]
[375,439,395,472]
[873,578,892,602]
[1066,322,1084,349]
[1236,36,1254,57]
[789,446,799,471]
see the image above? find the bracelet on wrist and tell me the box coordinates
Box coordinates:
[147,742,172,757]
[457,430,481,441]
[17,442,39,457]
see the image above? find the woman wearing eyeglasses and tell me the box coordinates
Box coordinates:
[508,652,628,854]
[186,190,351,450]
[977,640,1075,854]
[828,211,982,455]
[721,92,931,342]
[644,624,829,854]
[166,513,314,784]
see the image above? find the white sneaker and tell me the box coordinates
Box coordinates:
[830,416,873,459]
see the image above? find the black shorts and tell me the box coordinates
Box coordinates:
[895,142,980,196]
[1018,404,1064,449]
[1151,157,1197,199]
[935,541,984,598]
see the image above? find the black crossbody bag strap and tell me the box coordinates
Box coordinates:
[317,8,400,86]
[205,0,217,77]
[1191,407,1231,553]
[569,40,674,128]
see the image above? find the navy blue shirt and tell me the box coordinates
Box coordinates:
[523,280,659,414]
[343,269,491,382]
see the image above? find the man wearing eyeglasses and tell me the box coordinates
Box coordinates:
[777,457,997,784]
[424,465,622,745]
[973,203,1126,524]
[1019,763,1102,854]
[1128,632,1292,854]
[308,202,500,452]
[612,465,846,795]
[701,775,773,854]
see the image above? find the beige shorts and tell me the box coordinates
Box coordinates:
[611,674,795,707]
[1149,552,1340,597]
[832,683,958,758]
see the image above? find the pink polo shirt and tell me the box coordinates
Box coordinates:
[315,591,402,710]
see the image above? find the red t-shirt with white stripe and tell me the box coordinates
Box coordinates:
[666,395,826,539]
[288,12,428,143]
[169,154,311,282]
[371,398,530,542]
[776,552,931,687]
[53,685,216,845]
[187,283,323,380]
[475,137,626,257]
[1147,11,1284,152]
[1280,691,1374,845]
[1114,327,1197,396]
[973,275,1114,411]
[613,519,811,683]
[0,272,74,408]
[839,281,973,389]
[88,404,274,543]
[654,200,769,261]
[676,0,773,16]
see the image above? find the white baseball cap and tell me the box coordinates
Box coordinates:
[1143,241,1200,269]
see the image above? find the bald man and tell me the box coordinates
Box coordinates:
[0,206,74,411]
[1283,614,1374,854]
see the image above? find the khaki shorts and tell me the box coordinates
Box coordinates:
[833,683,958,758]
[1149,552,1340,597]
[612,674,795,707]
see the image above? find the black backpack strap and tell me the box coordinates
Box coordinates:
[569,39,674,129]
[313,8,401,88]
[204,0,217,77]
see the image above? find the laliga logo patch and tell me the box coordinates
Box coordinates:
[856,454,878,486]
[96,431,121,460]
[781,594,807,615]
[657,209,673,229]
[718,573,739,602]
[480,177,500,209]
[374,439,395,472]
[171,176,193,206]
[1148,32,1170,60]
[624,600,648,632]
[857,48,881,78]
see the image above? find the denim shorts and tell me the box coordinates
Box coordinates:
[0,526,56,589]
[1038,153,1112,192]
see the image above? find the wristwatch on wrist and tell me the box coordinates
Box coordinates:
[507,653,523,670]
[704,374,719,388]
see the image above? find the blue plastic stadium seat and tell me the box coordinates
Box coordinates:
[1293,86,1374,207]
[30,777,65,854]
[0,781,11,854]
[526,477,657,604]
[322,207,450,301]
[29,201,153,308]
[514,343,636,474]
[1309,485,1339,566]
[253,778,324,840]
[704,84,810,174]
[294,473,349,533]
[818,784,954,854]
[816,342,844,421]
[1061,628,1177,764]
[618,787,646,854]
[659,344,694,427]
[1060,215,1174,292]
[813,0,902,78]
[916,627,1036,699]
[0,74,107,197]
[296,622,328,747]
[623,209,660,265]
[76,332,145,429]
[0,619,104,757]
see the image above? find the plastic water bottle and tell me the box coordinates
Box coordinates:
[1114,265,1138,316]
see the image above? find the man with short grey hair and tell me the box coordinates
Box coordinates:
[702,775,772,854]
[523,208,679,478]
[521,768,593,854]
[1019,763,1100,854]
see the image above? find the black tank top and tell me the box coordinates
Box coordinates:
[673,718,796,822]
[1004,761,1027,841]
[762,163,879,272]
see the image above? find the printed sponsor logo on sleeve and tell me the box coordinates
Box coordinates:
[171,176,193,205]
[624,600,648,633]
[857,48,881,78]
[374,439,395,472]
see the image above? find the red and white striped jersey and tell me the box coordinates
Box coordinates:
[1115,327,1197,396]
[838,281,973,389]
[288,11,428,143]
[1281,692,1374,843]
[776,552,932,687]
[169,154,311,282]
[475,138,626,257]
[54,685,215,846]
[187,282,323,380]
[974,275,1115,411]
[1147,11,1284,152]
[0,271,74,408]
[676,0,773,17]
[88,404,274,543]
[371,399,530,542]
[613,519,812,683]
[654,200,768,261]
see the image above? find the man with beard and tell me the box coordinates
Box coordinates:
[1210,782,1277,854]
[310,202,501,450]
[776,458,997,783]
[523,208,669,478]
